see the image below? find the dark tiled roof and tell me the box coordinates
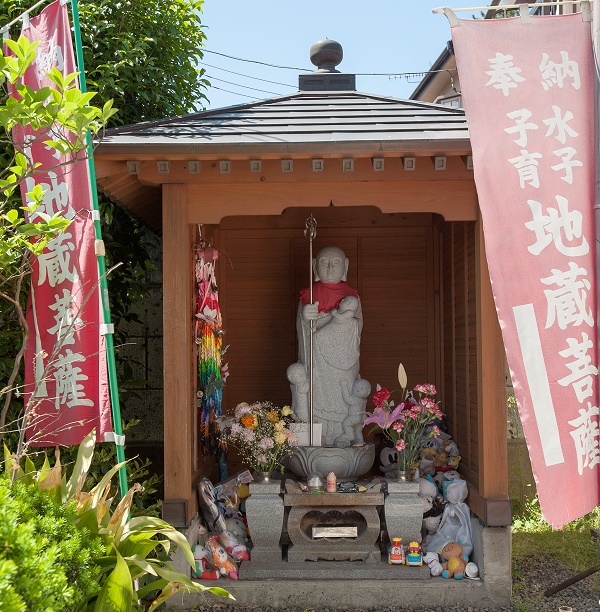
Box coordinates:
[97,91,469,154]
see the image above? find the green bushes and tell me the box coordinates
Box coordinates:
[1,431,231,611]
[0,478,104,611]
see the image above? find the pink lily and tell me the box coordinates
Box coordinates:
[363,403,405,429]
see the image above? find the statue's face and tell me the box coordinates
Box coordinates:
[316,247,346,283]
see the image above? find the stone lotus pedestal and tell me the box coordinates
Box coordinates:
[245,481,284,562]
[284,443,375,481]
[384,479,423,544]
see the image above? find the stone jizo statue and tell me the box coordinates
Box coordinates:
[287,245,369,446]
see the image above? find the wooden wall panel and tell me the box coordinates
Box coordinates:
[440,221,480,488]
[216,208,439,426]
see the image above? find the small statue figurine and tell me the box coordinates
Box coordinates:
[334,377,371,447]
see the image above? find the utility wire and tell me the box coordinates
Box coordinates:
[205,74,282,96]
[203,48,459,79]
[199,61,296,88]
[209,85,261,100]
[203,48,311,71]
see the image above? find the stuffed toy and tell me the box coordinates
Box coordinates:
[205,536,239,579]
[444,440,460,457]
[192,544,220,580]
[225,516,248,543]
[440,540,469,579]
[433,450,448,469]
[447,455,461,469]
[421,446,437,458]
[423,551,444,577]
[418,454,436,475]
[218,529,250,561]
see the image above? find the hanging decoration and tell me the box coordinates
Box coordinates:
[195,229,228,471]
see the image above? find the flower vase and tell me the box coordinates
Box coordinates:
[395,467,412,481]
[256,471,274,483]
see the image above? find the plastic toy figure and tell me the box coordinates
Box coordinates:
[406,541,423,566]
[388,537,405,564]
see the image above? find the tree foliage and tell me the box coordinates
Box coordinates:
[2,0,209,128]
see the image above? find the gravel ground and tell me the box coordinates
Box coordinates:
[191,555,599,612]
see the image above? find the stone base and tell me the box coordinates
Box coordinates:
[284,444,375,480]
[165,517,512,610]
[239,560,430,580]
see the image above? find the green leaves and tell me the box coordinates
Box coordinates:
[3,431,233,611]
[94,549,134,612]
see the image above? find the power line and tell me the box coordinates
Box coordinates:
[199,61,296,88]
[209,85,261,101]
[202,48,459,78]
[203,49,311,71]
[205,74,282,96]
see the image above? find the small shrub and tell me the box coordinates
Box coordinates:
[0,477,104,611]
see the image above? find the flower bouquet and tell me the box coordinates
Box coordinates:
[364,364,444,477]
[224,401,297,474]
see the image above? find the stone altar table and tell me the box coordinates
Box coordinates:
[283,480,383,563]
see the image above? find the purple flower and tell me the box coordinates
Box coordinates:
[235,403,252,418]
[259,437,274,449]
[241,429,255,442]
[230,423,242,436]
[364,403,405,429]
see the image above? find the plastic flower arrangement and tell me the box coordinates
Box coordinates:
[364,364,444,472]
[225,402,297,473]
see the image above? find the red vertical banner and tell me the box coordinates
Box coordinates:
[451,12,599,527]
[14,0,112,445]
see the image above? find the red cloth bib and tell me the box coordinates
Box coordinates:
[299,281,359,313]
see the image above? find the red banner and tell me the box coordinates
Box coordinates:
[451,12,599,527]
[14,0,112,445]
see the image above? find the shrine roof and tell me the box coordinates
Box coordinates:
[96,90,469,156]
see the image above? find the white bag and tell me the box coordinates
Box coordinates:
[423,479,473,557]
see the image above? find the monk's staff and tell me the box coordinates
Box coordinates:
[304,215,317,446]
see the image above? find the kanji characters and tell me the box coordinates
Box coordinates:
[558,332,598,403]
[541,262,593,330]
[485,52,525,96]
[54,349,93,409]
[508,149,542,188]
[37,231,79,287]
[543,105,578,145]
[551,147,582,185]
[525,196,588,257]
[568,403,600,475]
[539,51,581,91]
[505,108,538,146]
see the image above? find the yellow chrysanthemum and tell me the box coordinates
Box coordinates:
[274,420,285,431]
[274,432,287,445]
[266,409,280,423]
[281,405,293,417]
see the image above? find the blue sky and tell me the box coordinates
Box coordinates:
[199,1,480,110]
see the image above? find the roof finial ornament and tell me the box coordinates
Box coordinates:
[310,39,343,73]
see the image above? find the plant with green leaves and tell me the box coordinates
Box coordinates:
[0,474,104,611]
[4,429,232,611]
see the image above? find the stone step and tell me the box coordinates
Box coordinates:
[238,560,431,580]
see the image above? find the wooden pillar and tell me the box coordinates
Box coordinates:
[162,183,195,527]
[475,215,511,526]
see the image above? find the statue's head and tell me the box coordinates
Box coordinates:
[313,245,348,283]
[287,362,307,384]
[353,378,371,399]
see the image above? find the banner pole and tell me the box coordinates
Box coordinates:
[70,0,128,499]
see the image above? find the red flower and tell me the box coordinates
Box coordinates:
[372,388,391,407]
